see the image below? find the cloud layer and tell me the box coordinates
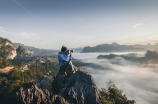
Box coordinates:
[73,52,158,104]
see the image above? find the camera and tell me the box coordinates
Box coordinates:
[66,50,73,53]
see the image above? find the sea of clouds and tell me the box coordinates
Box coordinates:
[73,52,158,104]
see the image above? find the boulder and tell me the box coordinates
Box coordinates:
[52,66,100,104]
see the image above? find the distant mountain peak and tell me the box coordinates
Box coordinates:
[16,46,25,52]
[16,46,28,57]
[81,42,146,53]
[147,43,151,45]
[155,43,158,46]
[111,42,119,46]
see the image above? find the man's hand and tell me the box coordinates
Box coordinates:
[68,50,72,56]
[68,50,71,54]
[70,51,73,56]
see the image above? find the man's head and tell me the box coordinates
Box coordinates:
[61,45,67,52]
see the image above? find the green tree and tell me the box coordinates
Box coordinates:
[100,80,135,104]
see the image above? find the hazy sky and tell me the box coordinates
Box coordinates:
[0,0,158,49]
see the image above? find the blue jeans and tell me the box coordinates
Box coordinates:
[60,61,74,75]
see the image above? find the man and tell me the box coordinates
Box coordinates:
[58,46,74,75]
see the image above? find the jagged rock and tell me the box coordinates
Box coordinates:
[16,65,100,104]
[16,73,68,104]
[16,74,50,104]
[52,66,101,104]
[52,94,69,104]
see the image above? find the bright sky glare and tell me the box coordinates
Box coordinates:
[0,0,158,49]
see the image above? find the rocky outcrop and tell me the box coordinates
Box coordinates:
[16,45,28,57]
[52,66,100,104]
[16,65,100,104]
[16,73,69,104]
[0,37,17,59]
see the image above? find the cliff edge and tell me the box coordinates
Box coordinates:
[16,66,100,104]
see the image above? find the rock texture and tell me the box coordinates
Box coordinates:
[16,73,68,104]
[16,65,100,104]
[16,45,28,57]
[52,66,100,104]
[0,37,17,59]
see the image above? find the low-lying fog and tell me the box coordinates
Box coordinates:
[73,52,158,104]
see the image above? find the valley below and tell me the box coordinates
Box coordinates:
[73,52,158,104]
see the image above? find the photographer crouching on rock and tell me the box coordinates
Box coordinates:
[58,46,74,76]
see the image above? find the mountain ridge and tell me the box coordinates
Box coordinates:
[81,43,146,53]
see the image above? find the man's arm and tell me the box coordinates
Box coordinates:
[69,55,72,61]
[58,52,72,62]
[58,53,68,62]
[69,51,73,61]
